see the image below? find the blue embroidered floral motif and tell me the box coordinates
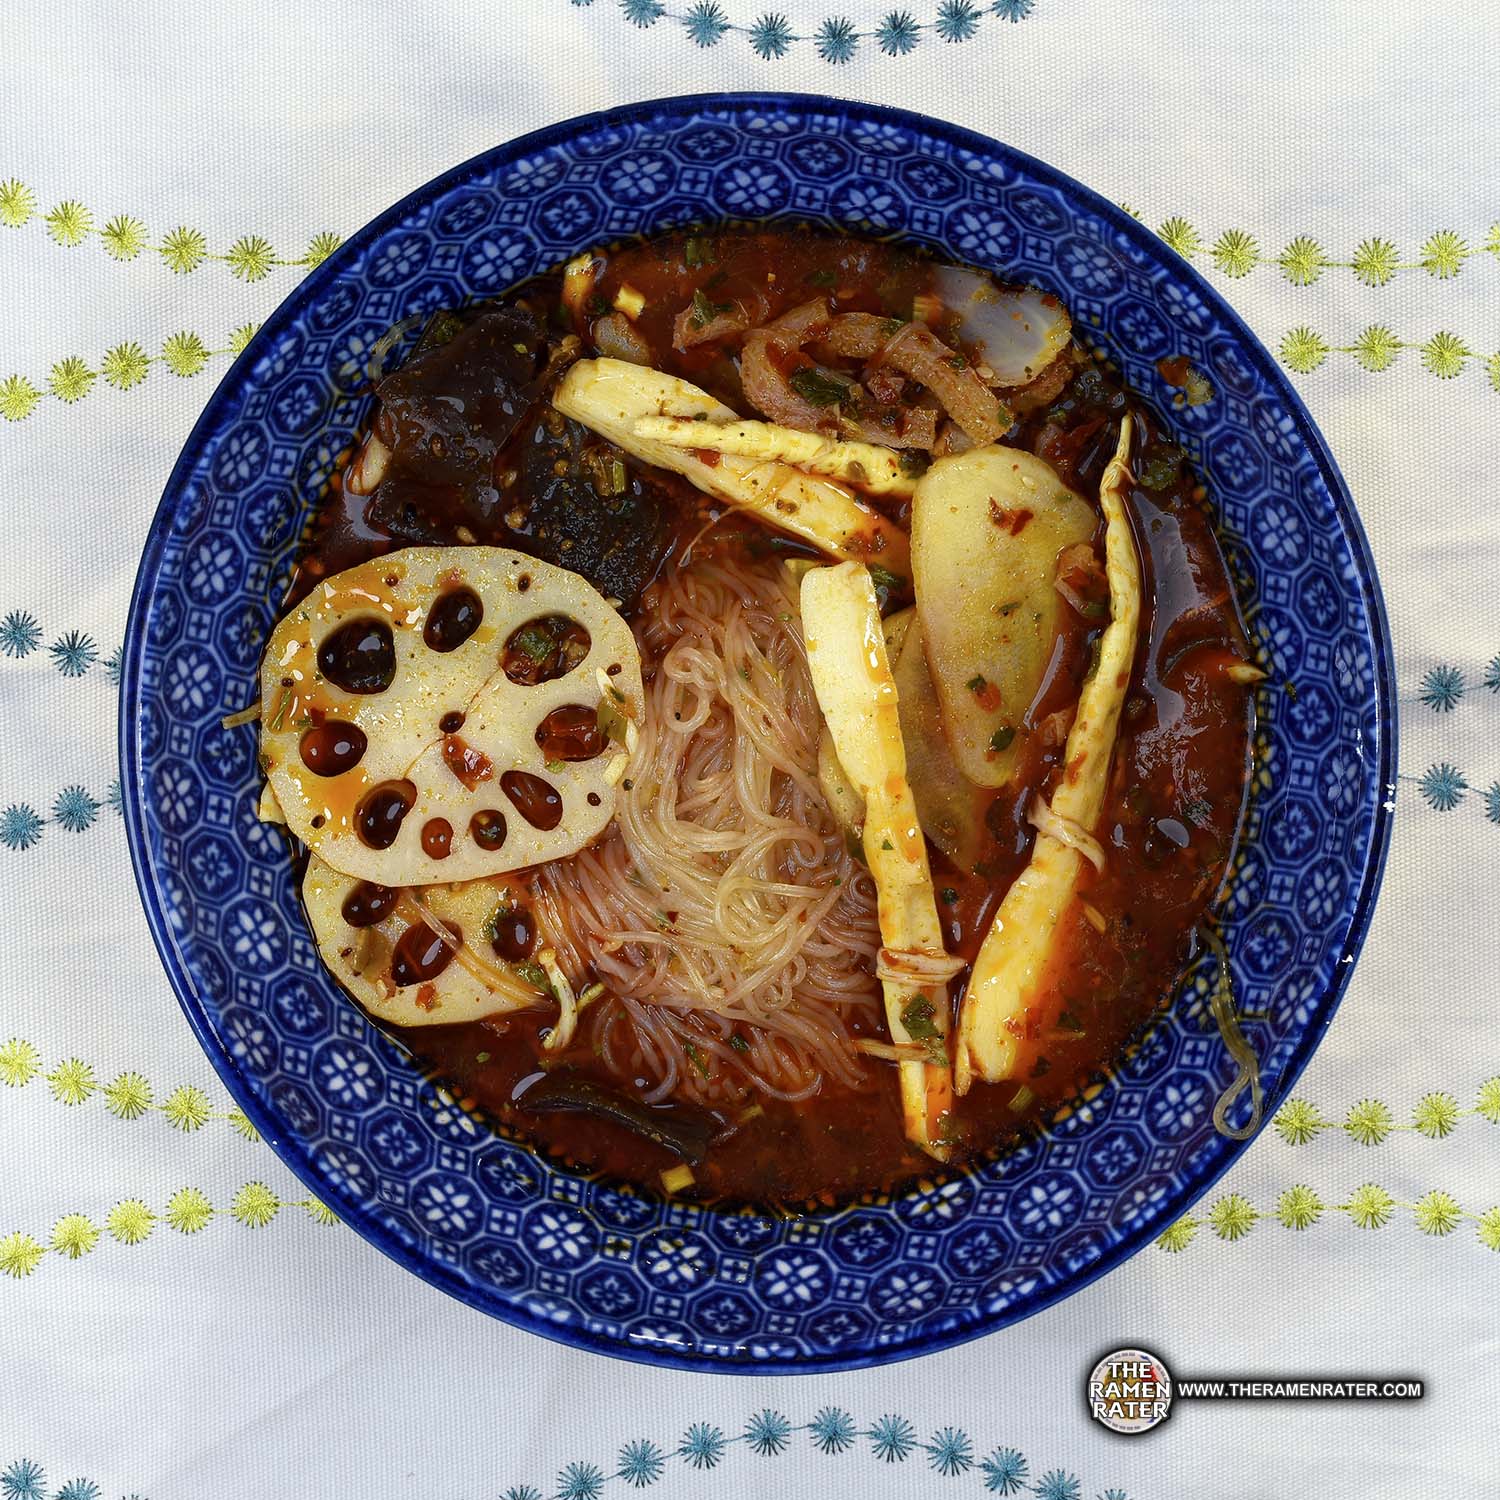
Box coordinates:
[1097,1490,1129,1500]
[106,779,123,814]
[55,1482,101,1500]
[744,1409,792,1456]
[684,1,729,43]
[980,1446,1028,1494]
[749,12,793,55]
[503,1487,543,1500]
[52,785,99,833]
[49,629,97,677]
[1485,652,1500,693]
[935,0,981,40]
[0,610,41,658]
[877,10,920,51]
[816,17,858,61]
[677,1424,725,1470]
[104,645,124,685]
[0,804,44,852]
[555,1460,605,1500]
[616,1440,665,1487]
[0,1458,46,1500]
[868,1413,916,1462]
[808,1407,857,1454]
[1034,1472,1082,1500]
[1484,782,1500,825]
[1418,762,1467,812]
[925,1427,974,1476]
[1418,664,1464,711]
[579,0,1037,59]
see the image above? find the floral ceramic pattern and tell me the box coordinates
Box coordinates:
[120,95,1394,1370]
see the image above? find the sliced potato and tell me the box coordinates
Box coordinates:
[633,415,916,499]
[801,564,953,1160]
[260,546,642,886]
[911,446,1095,787]
[553,359,910,576]
[955,416,1139,1088]
[303,856,544,1028]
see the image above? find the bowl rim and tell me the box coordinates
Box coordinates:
[120,91,1397,1372]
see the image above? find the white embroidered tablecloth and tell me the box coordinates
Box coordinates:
[3,3,1498,1496]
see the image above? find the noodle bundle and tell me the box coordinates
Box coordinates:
[535,547,882,1106]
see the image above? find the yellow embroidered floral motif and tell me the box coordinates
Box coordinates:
[160,225,207,273]
[47,357,95,404]
[0,1232,45,1279]
[103,1071,152,1119]
[231,1182,280,1228]
[1280,326,1496,387]
[1,1188,336,1278]
[100,214,147,260]
[1275,1184,1322,1230]
[1152,216,1500,284]
[162,1084,212,1131]
[46,1058,95,1105]
[1420,230,1467,279]
[1159,1182,1500,1250]
[1345,1183,1395,1229]
[0,1038,41,1087]
[44,200,91,246]
[0,178,37,227]
[0,376,41,423]
[0,1188,336,1277]
[161,332,209,378]
[50,1214,99,1259]
[1352,237,1400,286]
[1272,1080,1500,1147]
[164,1187,214,1234]
[1,1039,260,1137]
[1,325,261,421]
[1414,1189,1463,1236]
[0,177,340,276]
[101,342,150,390]
[226,234,275,282]
[106,1200,155,1245]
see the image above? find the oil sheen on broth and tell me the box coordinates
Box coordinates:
[288,229,1255,1206]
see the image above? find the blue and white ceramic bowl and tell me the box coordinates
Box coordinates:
[121,95,1394,1371]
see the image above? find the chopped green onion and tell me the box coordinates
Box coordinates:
[596,699,630,746]
[900,995,941,1041]
[989,725,1016,752]
[511,625,555,663]
[515,961,549,992]
[788,367,853,407]
[684,235,716,268]
[867,563,906,595]
[689,287,731,329]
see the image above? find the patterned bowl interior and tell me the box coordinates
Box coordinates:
[121,95,1393,1372]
